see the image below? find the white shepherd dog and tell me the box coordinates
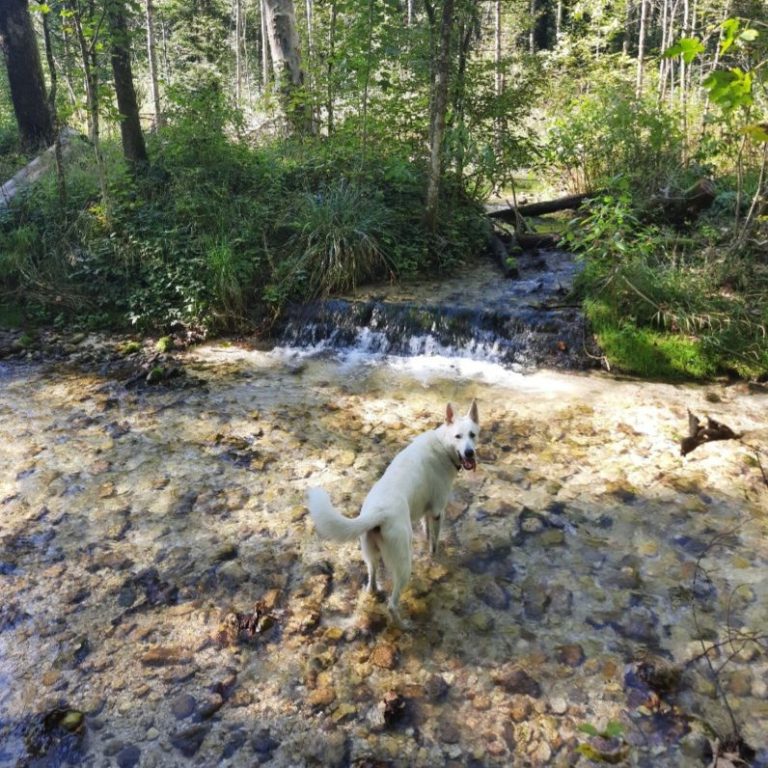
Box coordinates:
[307,401,479,627]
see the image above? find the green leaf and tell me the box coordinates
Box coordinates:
[604,721,625,738]
[577,723,600,737]
[663,37,704,64]
[743,124,768,143]
[739,29,759,43]
[703,68,753,111]
[720,17,740,55]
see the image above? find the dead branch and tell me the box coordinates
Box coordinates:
[680,410,742,456]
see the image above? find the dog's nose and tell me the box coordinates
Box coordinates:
[465,447,475,458]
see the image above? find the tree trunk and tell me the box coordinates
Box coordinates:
[425,0,454,232]
[145,0,163,128]
[635,0,648,97]
[235,0,243,106]
[260,0,270,91]
[68,0,108,206]
[41,7,66,205]
[326,0,337,135]
[494,0,503,151]
[108,0,148,167]
[489,192,598,221]
[528,0,536,54]
[0,0,55,150]
[262,0,312,133]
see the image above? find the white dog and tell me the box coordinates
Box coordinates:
[306,401,479,626]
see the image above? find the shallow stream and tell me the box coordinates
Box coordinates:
[2,334,768,766]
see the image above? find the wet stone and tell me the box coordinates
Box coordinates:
[116,744,141,768]
[425,674,450,702]
[222,728,248,760]
[252,728,280,762]
[438,719,462,744]
[141,646,193,666]
[170,724,210,757]
[170,693,196,720]
[493,666,542,698]
[308,687,336,708]
[555,644,585,667]
[522,580,551,620]
[474,579,510,610]
[370,643,399,670]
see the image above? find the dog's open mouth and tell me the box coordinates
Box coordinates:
[460,455,476,471]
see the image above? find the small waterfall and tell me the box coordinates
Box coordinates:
[275,251,599,371]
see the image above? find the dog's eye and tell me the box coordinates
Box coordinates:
[469,432,476,438]
[455,434,462,439]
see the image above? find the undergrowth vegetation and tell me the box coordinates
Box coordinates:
[543,52,768,382]
[0,98,488,333]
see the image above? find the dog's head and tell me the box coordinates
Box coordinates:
[444,400,480,471]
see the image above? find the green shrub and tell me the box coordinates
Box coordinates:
[279,178,395,297]
[545,85,684,197]
[569,192,768,380]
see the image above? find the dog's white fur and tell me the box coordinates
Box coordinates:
[307,401,479,626]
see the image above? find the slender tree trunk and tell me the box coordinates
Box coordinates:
[555,0,563,38]
[326,0,337,135]
[495,0,503,97]
[41,8,66,205]
[108,0,148,167]
[161,14,171,83]
[235,0,243,106]
[359,0,375,161]
[635,0,648,97]
[68,0,108,205]
[623,0,632,56]
[528,0,535,54]
[658,0,669,100]
[260,0,271,92]
[145,0,163,128]
[0,0,55,149]
[425,0,454,232]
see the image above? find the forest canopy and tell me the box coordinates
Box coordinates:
[0,0,766,379]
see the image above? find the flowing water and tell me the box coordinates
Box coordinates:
[1,256,768,767]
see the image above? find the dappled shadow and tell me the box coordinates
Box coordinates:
[1,351,767,766]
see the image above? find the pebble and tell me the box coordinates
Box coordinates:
[169,724,210,757]
[141,646,193,666]
[370,643,398,669]
[556,644,585,667]
[308,687,336,707]
[116,744,141,768]
[493,666,542,698]
[170,693,196,720]
[549,696,568,714]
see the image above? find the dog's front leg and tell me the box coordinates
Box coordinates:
[427,512,443,557]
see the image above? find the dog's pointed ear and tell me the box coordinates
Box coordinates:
[445,403,455,425]
[468,399,479,425]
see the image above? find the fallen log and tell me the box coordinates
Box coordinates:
[516,232,561,249]
[487,233,518,277]
[0,127,79,208]
[488,191,597,222]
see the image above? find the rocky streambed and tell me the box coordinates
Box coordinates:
[1,338,767,767]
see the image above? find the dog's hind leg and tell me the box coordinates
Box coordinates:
[361,529,381,595]
[379,525,413,628]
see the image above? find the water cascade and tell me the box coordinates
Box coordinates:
[276,251,599,370]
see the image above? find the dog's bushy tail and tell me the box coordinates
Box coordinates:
[306,487,374,541]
